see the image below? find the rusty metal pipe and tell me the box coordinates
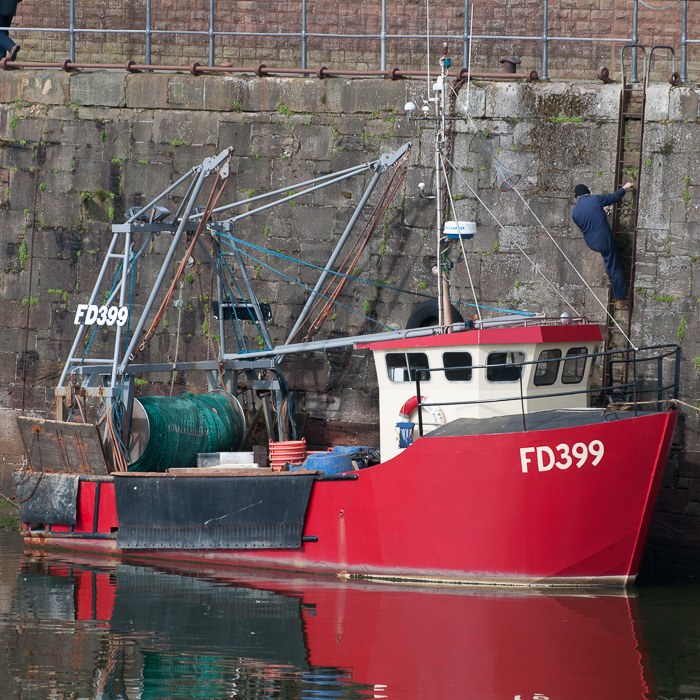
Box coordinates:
[0,58,540,83]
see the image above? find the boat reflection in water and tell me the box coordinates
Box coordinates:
[11,551,653,699]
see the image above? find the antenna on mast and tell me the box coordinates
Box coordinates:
[405,40,475,328]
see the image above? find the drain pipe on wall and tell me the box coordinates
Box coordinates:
[542,0,549,80]
[632,0,639,82]
[681,0,688,83]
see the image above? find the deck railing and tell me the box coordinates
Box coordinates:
[412,343,681,436]
[2,0,699,82]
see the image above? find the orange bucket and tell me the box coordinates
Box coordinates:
[269,438,307,471]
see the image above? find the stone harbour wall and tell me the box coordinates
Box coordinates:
[0,69,699,571]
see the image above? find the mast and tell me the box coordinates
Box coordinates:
[436,44,451,327]
[406,42,453,328]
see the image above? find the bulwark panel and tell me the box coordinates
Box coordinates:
[14,471,80,525]
[114,474,316,550]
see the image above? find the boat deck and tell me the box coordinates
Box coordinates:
[427,408,655,438]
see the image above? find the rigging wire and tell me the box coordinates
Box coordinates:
[213,240,273,350]
[437,28,481,322]
[426,0,431,98]
[439,155,481,323]
[290,154,409,343]
[219,239,398,331]
[442,154,579,316]
[218,232,534,319]
[207,235,301,437]
[130,166,230,363]
[511,187,637,349]
[212,245,249,352]
[169,280,185,397]
[213,248,298,440]
[453,108,635,347]
[464,1,474,121]
[194,258,232,394]
[304,161,407,340]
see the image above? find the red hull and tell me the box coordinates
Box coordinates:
[23,410,676,586]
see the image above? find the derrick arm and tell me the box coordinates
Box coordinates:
[54,143,411,452]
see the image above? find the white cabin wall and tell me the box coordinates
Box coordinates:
[375,340,598,460]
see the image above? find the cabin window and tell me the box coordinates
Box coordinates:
[534,349,562,386]
[444,352,473,381]
[386,352,430,383]
[486,351,526,382]
[562,347,588,384]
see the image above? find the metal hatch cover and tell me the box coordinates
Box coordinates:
[114,474,317,550]
[17,416,109,475]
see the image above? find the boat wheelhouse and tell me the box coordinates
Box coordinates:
[362,318,606,460]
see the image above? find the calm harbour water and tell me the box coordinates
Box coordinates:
[1,528,700,700]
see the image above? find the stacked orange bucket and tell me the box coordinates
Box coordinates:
[268,438,307,471]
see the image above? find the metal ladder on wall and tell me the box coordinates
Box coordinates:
[606,45,677,390]
[611,46,647,323]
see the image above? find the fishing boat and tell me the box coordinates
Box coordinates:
[14,50,678,587]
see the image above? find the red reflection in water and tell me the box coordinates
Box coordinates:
[24,553,653,700]
[298,583,651,699]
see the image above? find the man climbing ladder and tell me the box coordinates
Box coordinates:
[571,181,634,309]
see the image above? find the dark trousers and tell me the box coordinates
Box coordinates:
[0,14,15,56]
[583,230,628,301]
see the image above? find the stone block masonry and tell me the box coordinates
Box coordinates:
[0,68,699,568]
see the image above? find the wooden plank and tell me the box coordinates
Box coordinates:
[156,467,323,477]
[17,416,109,475]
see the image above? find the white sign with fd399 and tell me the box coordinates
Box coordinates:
[520,440,604,473]
[74,304,129,327]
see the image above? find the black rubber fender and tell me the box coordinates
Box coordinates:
[406,299,464,329]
